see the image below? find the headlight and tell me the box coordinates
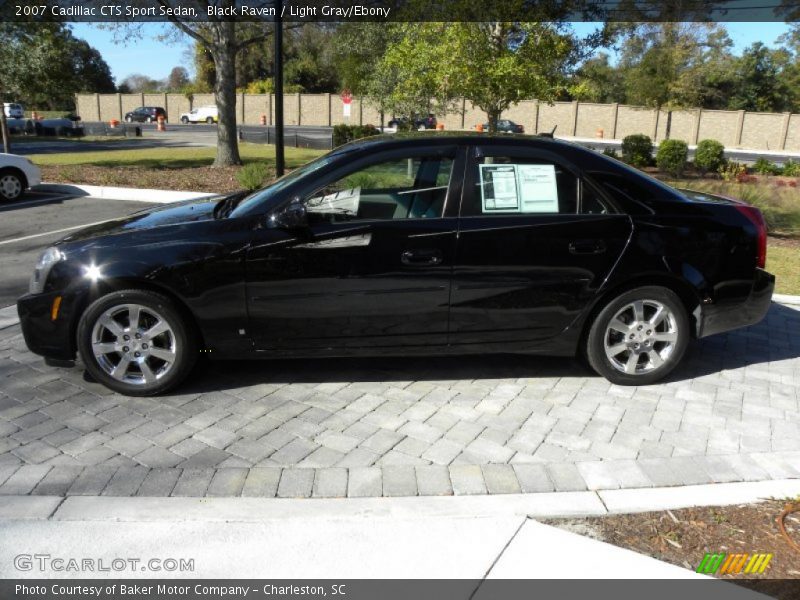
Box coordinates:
[29,247,65,294]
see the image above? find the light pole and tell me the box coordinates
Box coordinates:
[274,0,285,177]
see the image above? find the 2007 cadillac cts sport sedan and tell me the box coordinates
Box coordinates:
[17,134,774,396]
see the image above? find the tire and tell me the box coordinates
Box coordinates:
[147,116,154,123]
[0,168,25,201]
[77,290,197,396]
[125,116,132,123]
[181,116,189,124]
[585,286,689,386]
[206,117,214,124]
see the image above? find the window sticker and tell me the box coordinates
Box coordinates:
[517,164,559,213]
[306,187,361,216]
[479,163,559,214]
[479,165,519,212]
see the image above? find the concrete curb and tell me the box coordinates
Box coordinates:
[2,478,798,522]
[773,292,800,306]
[36,183,219,204]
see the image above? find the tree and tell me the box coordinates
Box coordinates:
[118,2,288,167]
[618,23,734,110]
[380,23,584,132]
[118,73,162,93]
[0,22,115,110]
[166,66,190,91]
[727,43,793,112]
[572,52,626,103]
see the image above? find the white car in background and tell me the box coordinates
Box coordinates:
[0,153,41,201]
[180,105,218,124]
[3,103,24,119]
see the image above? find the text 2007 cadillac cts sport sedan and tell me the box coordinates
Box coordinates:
[17,134,774,396]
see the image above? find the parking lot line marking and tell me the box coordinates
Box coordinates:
[0,218,117,246]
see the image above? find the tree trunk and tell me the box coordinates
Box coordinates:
[211,27,242,168]
[486,107,501,133]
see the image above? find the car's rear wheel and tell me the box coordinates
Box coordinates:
[586,286,689,386]
[0,168,25,201]
[77,290,197,396]
[125,116,133,123]
[206,117,214,124]
[181,116,189,124]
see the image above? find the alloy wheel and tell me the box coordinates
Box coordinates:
[90,303,177,385]
[603,299,678,375]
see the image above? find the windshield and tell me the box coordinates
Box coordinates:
[228,151,345,217]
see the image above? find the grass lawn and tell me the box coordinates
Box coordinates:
[767,240,800,296]
[28,143,326,193]
[28,143,324,169]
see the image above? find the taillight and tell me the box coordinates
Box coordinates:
[735,205,767,269]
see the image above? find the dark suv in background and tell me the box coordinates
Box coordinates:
[388,114,438,130]
[124,106,167,123]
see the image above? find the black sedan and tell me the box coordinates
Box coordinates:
[17,134,774,395]
[124,106,167,123]
[484,119,525,133]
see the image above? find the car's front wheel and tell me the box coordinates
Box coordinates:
[586,286,689,386]
[0,168,25,201]
[77,290,197,396]
[181,116,189,124]
[206,117,214,124]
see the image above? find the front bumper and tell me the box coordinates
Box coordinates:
[17,289,84,361]
[697,268,775,338]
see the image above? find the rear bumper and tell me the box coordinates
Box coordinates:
[17,290,83,361]
[697,268,775,338]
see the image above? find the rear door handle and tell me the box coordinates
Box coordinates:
[568,240,607,255]
[401,249,443,266]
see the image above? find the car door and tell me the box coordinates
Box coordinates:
[449,144,632,349]
[246,145,464,354]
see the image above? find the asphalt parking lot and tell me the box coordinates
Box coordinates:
[0,193,798,500]
[0,192,160,306]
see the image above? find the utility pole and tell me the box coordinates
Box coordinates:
[274,0,285,177]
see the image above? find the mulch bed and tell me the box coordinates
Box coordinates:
[41,165,251,194]
[545,500,800,598]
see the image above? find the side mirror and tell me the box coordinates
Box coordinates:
[269,199,308,230]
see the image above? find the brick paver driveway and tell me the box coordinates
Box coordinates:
[1,302,798,499]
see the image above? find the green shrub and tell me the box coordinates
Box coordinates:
[718,161,747,182]
[656,139,689,177]
[694,139,725,174]
[333,124,381,147]
[753,157,780,175]
[782,159,800,177]
[621,134,653,167]
[236,163,270,191]
[602,147,620,159]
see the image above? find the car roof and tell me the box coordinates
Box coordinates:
[334,131,584,154]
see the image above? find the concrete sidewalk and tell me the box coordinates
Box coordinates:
[2,480,797,583]
[0,497,707,580]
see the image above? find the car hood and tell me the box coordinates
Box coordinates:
[58,196,223,244]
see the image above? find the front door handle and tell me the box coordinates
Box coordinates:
[569,240,607,255]
[401,249,443,266]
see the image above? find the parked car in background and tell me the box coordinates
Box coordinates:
[484,119,525,133]
[180,106,218,124]
[0,153,41,201]
[124,107,167,123]
[388,114,437,130]
[3,103,24,119]
[17,134,774,395]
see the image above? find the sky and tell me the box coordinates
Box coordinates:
[70,21,794,86]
